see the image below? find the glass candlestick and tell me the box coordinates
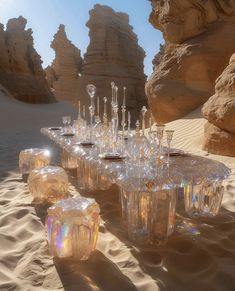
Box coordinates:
[112,86,119,153]
[111,81,115,119]
[127,111,132,138]
[83,105,86,120]
[76,101,83,131]
[121,87,126,139]
[94,96,101,126]
[86,84,96,142]
[77,101,81,119]
[156,124,165,167]
[141,106,148,136]
[103,97,108,125]
[165,130,174,166]
[149,115,152,137]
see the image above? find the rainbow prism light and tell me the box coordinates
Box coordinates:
[46,196,100,260]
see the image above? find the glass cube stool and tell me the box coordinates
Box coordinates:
[19,148,50,174]
[122,186,178,246]
[184,181,224,218]
[28,166,69,203]
[46,196,100,260]
[61,148,77,169]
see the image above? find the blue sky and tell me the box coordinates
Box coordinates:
[0,0,163,76]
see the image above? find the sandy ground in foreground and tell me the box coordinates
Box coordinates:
[0,86,235,291]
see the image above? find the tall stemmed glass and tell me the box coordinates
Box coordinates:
[141,106,148,136]
[111,81,115,119]
[127,111,132,138]
[62,116,71,133]
[86,84,96,142]
[103,97,108,126]
[112,86,119,153]
[121,87,126,139]
[94,96,101,126]
[101,97,109,148]
[156,124,165,167]
[83,105,86,120]
[165,130,174,166]
[77,100,83,128]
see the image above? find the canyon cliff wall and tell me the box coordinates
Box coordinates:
[0,16,54,103]
[47,4,147,117]
[146,0,235,124]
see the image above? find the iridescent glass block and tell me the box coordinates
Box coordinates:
[122,186,177,246]
[46,196,100,260]
[184,181,224,218]
[19,148,50,174]
[61,148,77,169]
[120,165,178,246]
[28,166,69,203]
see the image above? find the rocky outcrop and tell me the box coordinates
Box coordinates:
[45,24,83,104]
[202,54,235,156]
[146,0,235,124]
[202,122,235,157]
[0,16,54,103]
[48,4,147,116]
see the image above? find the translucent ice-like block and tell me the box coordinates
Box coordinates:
[122,187,177,246]
[119,168,179,246]
[61,148,77,169]
[46,196,100,260]
[19,148,50,174]
[28,166,69,203]
[184,181,224,218]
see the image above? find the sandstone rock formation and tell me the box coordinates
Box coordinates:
[202,122,235,157]
[202,53,235,156]
[47,4,147,117]
[45,24,83,104]
[146,0,235,123]
[0,16,54,103]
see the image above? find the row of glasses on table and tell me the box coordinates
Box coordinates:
[41,82,231,247]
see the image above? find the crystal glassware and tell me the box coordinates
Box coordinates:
[126,120,151,163]
[184,180,224,218]
[127,111,133,139]
[86,84,96,142]
[61,146,78,170]
[121,87,126,139]
[19,148,50,175]
[28,166,69,203]
[165,130,174,165]
[46,196,100,260]
[156,124,165,166]
[119,168,178,246]
[94,96,101,126]
[62,116,71,133]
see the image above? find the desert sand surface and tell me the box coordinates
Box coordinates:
[1,86,235,291]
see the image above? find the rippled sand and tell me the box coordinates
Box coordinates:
[0,87,235,291]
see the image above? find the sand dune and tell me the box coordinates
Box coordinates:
[1,87,235,291]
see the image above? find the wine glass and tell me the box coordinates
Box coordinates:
[86,84,96,99]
